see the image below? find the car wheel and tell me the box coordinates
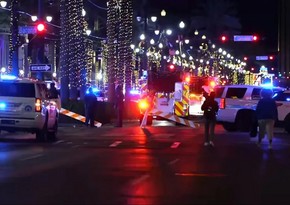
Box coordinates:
[36,125,48,142]
[139,114,144,125]
[222,122,237,132]
[284,115,290,134]
[146,115,153,126]
[236,111,253,132]
[139,114,152,126]
[36,114,48,142]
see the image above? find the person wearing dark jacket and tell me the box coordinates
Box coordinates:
[201,92,219,147]
[256,88,278,149]
[114,84,124,127]
[48,82,61,109]
[84,87,96,127]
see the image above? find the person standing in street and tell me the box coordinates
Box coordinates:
[201,92,219,147]
[114,84,124,127]
[48,82,61,109]
[84,87,96,127]
[255,88,278,149]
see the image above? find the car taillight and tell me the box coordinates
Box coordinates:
[220,98,226,109]
[35,98,42,112]
[138,99,150,110]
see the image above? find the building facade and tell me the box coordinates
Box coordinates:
[279,0,290,75]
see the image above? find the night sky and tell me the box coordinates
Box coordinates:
[145,0,278,50]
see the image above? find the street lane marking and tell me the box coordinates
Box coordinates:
[175,172,226,177]
[171,142,181,148]
[54,140,65,144]
[168,159,180,165]
[131,174,150,185]
[20,154,43,161]
[109,141,122,147]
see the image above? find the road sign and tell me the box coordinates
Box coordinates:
[30,64,52,72]
[19,26,37,34]
[256,56,268,61]
[233,35,254,42]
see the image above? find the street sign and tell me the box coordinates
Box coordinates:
[30,64,52,72]
[19,26,36,34]
[233,35,254,42]
[256,56,268,61]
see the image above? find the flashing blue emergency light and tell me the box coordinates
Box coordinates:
[0,74,18,80]
[261,83,273,88]
[130,89,140,95]
[92,87,100,93]
[0,102,6,110]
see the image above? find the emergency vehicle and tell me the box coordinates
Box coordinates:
[0,74,59,141]
[138,70,217,125]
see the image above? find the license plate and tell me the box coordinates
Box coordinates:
[1,120,15,125]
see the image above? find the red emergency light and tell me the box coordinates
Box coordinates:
[138,99,149,110]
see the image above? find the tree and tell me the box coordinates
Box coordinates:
[106,0,133,102]
[59,0,86,102]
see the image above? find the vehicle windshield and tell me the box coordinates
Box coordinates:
[0,82,35,97]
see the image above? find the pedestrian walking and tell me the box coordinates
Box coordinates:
[201,92,219,147]
[114,84,124,127]
[48,82,61,109]
[256,88,278,149]
[84,87,96,127]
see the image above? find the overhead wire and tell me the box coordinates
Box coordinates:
[86,0,107,11]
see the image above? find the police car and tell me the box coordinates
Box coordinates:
[214,84,285,132]
[272,89,290,133]
[0,75,59,141]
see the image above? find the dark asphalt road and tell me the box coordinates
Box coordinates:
[0,121,289,205]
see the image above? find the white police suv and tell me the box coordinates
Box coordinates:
[0,75,59,141]
[272,89,290,133]
[214,85,285,132]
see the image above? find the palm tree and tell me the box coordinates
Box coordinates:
[190,0,241,40]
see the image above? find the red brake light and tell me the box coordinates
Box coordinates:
[220,98,225,109]
[35,98,42,112]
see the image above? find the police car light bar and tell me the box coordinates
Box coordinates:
[0,102,6,110]
[0,74,18,80]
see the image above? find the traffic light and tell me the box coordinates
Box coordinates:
[252,35,258,41]
[168,64,175,71]
[36,22,46,33]
[220,35,227,42]
[184,75,191,84]
[269,55,274,60]
[243,56,248,61]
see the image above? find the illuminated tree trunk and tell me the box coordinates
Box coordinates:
[106,0,133,102]
[107,0,118,102]
[60,0,86,101]
[59,0,69,102]
[9,0,19,76]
